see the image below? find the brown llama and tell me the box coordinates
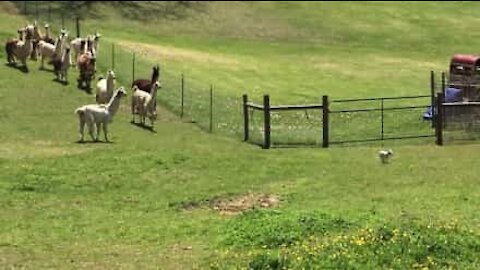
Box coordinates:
[132,64,161,109]
[5,27,34,69]
[132,65,160,93]
[77,50,96,90]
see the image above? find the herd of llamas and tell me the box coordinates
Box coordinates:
[5,21,161,143]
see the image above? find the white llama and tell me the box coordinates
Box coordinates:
[95,70,116,104]
[131,81,161,128]
[75,87,127,142]
[37,31,67,69]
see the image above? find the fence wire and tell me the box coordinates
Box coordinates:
[443,103,480,143]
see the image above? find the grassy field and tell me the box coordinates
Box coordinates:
[1,1,480,269]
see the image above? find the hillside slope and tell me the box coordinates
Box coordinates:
[1,2,479,269]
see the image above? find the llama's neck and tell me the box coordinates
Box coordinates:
[151,71,158,84]
[54,38,63,55]
[106,92,123,117]
[34,28,42,40]
[107,76,114,95]
[150,84,159,101]
[93,39,99,53]
[22,34,33,52]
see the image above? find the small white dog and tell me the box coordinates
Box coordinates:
[379,149,393,164]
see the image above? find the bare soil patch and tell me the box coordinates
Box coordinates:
[172,192,280,215]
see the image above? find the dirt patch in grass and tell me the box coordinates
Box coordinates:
[172,193,280,216]
[212,193,280,216]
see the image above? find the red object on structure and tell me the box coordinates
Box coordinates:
[450,54,480,66]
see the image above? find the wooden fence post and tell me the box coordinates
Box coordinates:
[243,94,249,141]
[210,84,214,133]
[322,95,329,148]
[24,1,27,15]
[436,92,444,146]
[181,74,185,118]
[263,95,271,149]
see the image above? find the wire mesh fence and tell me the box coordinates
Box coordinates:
[329,96,434,145]
[269,109,323,146]
[442,102,480,143]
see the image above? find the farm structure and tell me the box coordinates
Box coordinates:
[433,55,480,141]
[447,54,480,101]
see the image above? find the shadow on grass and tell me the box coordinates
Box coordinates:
[130,121,157,133]
[39,66,55,73]
[75,140,114,144]
[5,63,29,73]
[52,77,69,86]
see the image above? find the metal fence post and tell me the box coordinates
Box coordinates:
[381,98,384,140]
[436,92,444,146]
[322,95,329,148]
[76,16,80,38]
[35,1,39,21]
[48,2,51,22]
[243,94,249,141]
[210,84,214,133]
[263,95,271,149]
[111,43,115,70]
[441,71,446,97]
[430,70,435,128]
[181,74,185,118]
[132,52,135,85]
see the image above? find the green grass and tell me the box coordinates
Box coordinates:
[1,1,480,269]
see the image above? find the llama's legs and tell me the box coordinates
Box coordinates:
[73,52,77,68]
[87,122,96,141]
[103,124,109,142]
[84,113,95,141]
[31,44,37,61]
[78,116,85,142]
[95,122,101,142]
[131,101,136,123]
[63,69,68,83]
[21,56,27,67]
